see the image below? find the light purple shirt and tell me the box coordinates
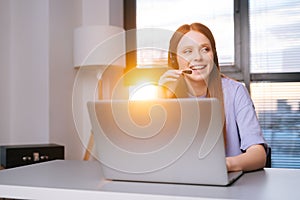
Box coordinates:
[221,77,267,156]
[176,76,267,156]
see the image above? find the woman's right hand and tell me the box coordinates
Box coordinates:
[158,70,182,97]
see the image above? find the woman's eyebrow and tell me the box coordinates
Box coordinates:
[179,43,210,51]
[199,43,211,47]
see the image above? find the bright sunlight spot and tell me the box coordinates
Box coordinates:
[129,83,159,100]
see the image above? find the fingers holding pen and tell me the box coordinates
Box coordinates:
[158,70,182,86]
[163,69,183,78]
[158,70,185,98]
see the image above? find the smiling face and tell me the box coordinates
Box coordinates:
[176,31,215,82]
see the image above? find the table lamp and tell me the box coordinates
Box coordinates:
[72,25,126,160]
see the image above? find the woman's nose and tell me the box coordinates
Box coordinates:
[193,50,203,61]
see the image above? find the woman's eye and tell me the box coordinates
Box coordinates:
[201,47,210,53]
[183,49,192,54]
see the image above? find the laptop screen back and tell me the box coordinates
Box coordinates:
[87,98,232,185]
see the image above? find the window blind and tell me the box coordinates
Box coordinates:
[249,0,300,73]
[249,0,300,168]
[251,82,300,168]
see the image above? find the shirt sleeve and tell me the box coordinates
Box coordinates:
[234,84,267,151]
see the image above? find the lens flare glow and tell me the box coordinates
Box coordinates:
[130,84,159,100]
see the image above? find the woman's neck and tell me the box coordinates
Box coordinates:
[184,78,208,97]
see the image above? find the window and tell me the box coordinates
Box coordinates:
[249,0,300,168]
[250,0,300,73]
[251,82,300,168]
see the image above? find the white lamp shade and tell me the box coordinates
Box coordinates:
[73,25,126,67]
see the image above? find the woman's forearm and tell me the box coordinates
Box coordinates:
[226,144,267,172]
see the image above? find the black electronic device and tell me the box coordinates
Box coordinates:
[0,144,64,169]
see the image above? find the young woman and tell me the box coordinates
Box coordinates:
[158,23,267,172]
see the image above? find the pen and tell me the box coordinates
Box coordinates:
[182,69,192,74]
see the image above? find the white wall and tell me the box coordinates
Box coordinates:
[49,0,84,160]
[0,0,49,144]
[0,0,123,160]
[12,0,49,144]
[0,0,12,143]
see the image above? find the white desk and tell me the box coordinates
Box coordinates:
[0,160,299,200]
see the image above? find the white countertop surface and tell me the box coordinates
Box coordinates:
[0,160,300,200]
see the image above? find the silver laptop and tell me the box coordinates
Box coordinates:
[87,98,243,186]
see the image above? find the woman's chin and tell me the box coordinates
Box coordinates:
[186,73,209,83]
